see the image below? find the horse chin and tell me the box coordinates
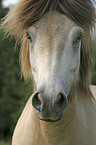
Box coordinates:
[39,117,62,122]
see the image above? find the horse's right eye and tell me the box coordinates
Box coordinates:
[26,32,32,42]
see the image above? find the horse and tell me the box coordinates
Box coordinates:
[1,0,96,144]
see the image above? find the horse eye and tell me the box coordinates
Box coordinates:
[26,32,32,42]
[73,34,83,44]
[76,35,83,41]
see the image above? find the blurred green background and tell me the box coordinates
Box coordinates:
[0,0,33,144]
[0,0,96,145]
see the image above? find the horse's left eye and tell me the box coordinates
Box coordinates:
[73,34,83,45]
[76,34,83,41]
[26,32,32,42]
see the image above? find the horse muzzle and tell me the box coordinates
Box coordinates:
[32,91,68,122]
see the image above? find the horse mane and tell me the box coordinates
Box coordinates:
[1,0,96,94]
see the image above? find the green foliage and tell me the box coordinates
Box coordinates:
[0,0,9,19]
[0,141,10,145]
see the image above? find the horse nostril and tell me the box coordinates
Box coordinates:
[55,92,68,112]
[32,92,42,112]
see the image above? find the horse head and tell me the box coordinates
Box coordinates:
[26,12,84,122]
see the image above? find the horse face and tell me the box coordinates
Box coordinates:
[27,12,84,122]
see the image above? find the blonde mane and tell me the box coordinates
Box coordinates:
[1,0,96,94]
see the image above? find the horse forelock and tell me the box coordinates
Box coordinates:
[19,0,95,28]
[1,0,95,35]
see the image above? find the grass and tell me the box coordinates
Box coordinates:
[0,141,10,145]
